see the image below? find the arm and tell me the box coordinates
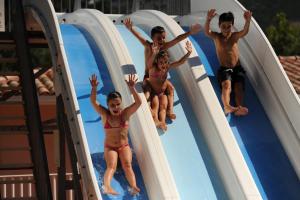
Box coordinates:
[146,42,159,70]
[169,41,192,68]
[89,74,108,117]
[122,74,142,120]
[124,18,148,47]
[205,9,218,39]
[162,24,201,50]
[233,10,252,39]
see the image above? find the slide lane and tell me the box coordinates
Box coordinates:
[187,29,300,200]
[116,25,229,200]
[60,24,148,200]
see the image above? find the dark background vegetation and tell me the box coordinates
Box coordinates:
[239,0,300,55]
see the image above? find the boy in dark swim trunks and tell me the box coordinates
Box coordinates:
[124,18,200,119]
[205,9,252,116]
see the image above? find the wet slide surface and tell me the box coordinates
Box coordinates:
[117,25,228,200]
[60,24,148,200]
[187,29,300,200]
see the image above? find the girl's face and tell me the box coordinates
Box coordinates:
[152,32,166,46]
[219,21,233,37]
[157,55,169,71]
[107,97,122,116]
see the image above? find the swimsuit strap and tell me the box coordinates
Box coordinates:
[104,113,128,129]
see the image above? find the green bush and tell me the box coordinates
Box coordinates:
[266,12,300,55]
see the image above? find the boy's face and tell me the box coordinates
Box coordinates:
[157,55,169,71]
[107,98,122,116]
[219,21,233,37]
[152,32,166,46]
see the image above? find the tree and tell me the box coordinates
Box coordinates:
[266,12,300,55]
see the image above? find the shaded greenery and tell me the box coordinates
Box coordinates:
[239,0,300,29]
[266,13,300,55]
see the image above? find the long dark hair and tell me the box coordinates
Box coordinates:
[153,50,169,68]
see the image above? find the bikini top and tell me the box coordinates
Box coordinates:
[104,114,129,129]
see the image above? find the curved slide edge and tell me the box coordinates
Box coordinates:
[118,10,262,200]
[58,9,180,200]
[23,0,101,199]
[190,0,300,178]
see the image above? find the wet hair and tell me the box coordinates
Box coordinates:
[219,12,234,25]
[151,26,165,38]
[154,50,169,67]
[107,91,122,104]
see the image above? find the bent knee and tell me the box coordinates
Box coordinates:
[121,161,132,169]
[107,165,117,172]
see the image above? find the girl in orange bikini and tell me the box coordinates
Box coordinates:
[89,74,141,195]
[144,41,192,131]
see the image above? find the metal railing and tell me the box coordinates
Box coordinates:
[0,173,74,199]
[51,0,190,15]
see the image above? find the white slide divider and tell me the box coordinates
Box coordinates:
[190,0,300,178]
[119,10,262,200]
[58,9,179,200]
[23,0,101,199]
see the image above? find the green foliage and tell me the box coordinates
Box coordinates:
[266,12,300,55]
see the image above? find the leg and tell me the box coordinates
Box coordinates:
[158,94,168,131]
[221,80,239,115]
[233,82,248,116]
[119,146,140,195]
[103,148,119,195]
[151,95,161,126]
[166,80,176,120]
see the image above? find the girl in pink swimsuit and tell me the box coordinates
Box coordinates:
[144,41,192,131]
[90,74,141,195]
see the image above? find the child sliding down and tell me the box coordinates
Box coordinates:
[144,41,192,131]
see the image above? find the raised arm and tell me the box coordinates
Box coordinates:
[122,74,142,120]
[146,42,159,70]
[233,10,252,40]
[169,41,192,68]
[124,18,148,47]
[205,9,218,39]
[162,24,201,50]
[89,74,108,117]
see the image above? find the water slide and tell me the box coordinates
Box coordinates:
[180,0,300,199]
[22,0,299,199]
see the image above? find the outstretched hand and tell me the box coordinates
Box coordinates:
[207,9,217,21]
[190,24,201,34]
[185,41,192,53]
[124,18,133,30]
[89,74,99,88]
[244,10,252,21]
[125,74,138,88]
[151,41,160,55]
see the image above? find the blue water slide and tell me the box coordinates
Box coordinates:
[60,24,148,200]
[188,30,300,200]
[116,25,229,200]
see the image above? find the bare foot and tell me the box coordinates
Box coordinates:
[158,122,167,132]
[154,119,162,127]
[103,186,119,195]
[224,105,239,115]
[234,106,248,116]
[167,112,176,120]
[130,186,140,195]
